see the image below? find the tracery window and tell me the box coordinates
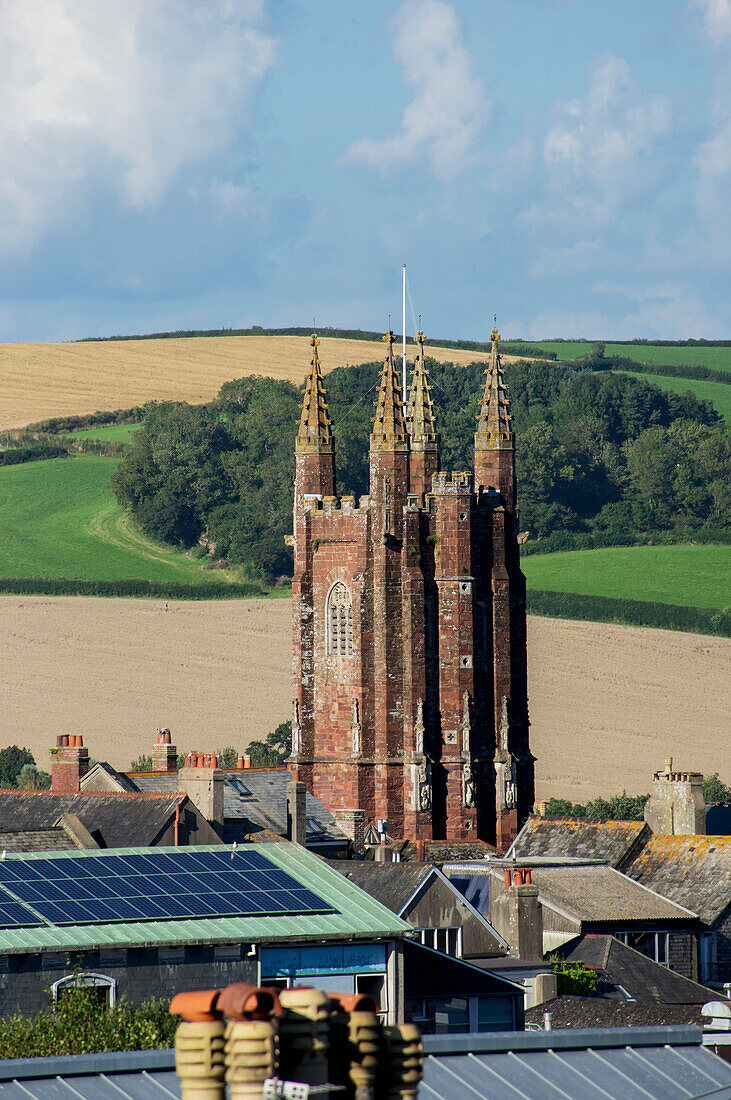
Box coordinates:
[327,582,354,656]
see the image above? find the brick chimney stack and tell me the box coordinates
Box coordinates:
[178,755,224,834]
[489,866,543,959]
[152,728,178,774]
[51,735,89,794]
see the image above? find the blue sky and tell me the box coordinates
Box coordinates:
[0,0,729,342]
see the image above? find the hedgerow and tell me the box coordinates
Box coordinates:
[526,590,730,637]
[0,578,265,599]
[0,445,69,466]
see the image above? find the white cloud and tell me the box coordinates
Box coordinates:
[0,0,275,257]
[691,2,731,240]
[540,55,672,228]
[694,0,731,40]
[208,179,259,218]
[343,0,488,178]
[592,281,688,301]
[591,281,723,338]
[528,240,603,279]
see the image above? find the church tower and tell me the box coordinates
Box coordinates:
[289,327,534,850]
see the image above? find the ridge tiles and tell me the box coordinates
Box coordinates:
[296,333,333,454]
[475,326,514,448]
[371,330,407,449]
[407,330,437,446]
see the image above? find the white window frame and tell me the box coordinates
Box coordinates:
[51,972,117,1008]
[414,926,462,958]
[616,931,669,966]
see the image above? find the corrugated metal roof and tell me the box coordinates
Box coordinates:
[0,1049,178,1099]
[0,843,408,953]
[1,1027,729,1099]
[420,1027,731,1099]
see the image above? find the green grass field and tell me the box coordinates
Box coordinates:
[0,455,237,584]
[612,371,731,421]
[522,544,731,610]
[509,341,731,372]
[68,423,141,441]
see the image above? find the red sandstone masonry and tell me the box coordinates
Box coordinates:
[289,331,533,848]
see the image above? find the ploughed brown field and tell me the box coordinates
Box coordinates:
[1,596,727,801]
[0,335,501,431]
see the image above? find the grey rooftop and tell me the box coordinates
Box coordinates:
[1,1026,730,1099]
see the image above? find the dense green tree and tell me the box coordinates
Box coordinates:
[703,773,731,803]
[0,746,36,788]
[247,721,292,767]
[16,764,51,790]
[111,357,730,580]
[544,791,650,821]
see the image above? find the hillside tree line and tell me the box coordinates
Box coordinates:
[111,359,729,582]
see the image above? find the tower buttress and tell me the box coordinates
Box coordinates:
[369,331,410,834]
[473,326,533,850]
[407,330,439,500]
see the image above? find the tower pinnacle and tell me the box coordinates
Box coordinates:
[296,333,334,455]
[475,327,513,450]
[407,330,437,447]
[371,330,407,449]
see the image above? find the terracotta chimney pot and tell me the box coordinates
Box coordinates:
[169,988,222,1023]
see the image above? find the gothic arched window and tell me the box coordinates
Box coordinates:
[327,582,354,657]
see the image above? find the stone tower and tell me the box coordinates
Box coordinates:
[289,328,534,849]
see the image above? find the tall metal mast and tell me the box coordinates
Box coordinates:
[402,264,407,415]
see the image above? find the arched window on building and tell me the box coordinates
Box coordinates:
[51,972,117,1007]
[327,582,354,657]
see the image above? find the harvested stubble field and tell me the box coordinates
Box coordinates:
[0,335,498,431]
[1,596,727,801]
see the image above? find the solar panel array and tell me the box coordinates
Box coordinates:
[0,849,335,928]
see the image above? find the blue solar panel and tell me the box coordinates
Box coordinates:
[0,850,335,926]
[0,899,42,928]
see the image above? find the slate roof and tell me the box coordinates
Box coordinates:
[221,770,347,845]
[130,776,179,794]
[508,817,650,868]
[0,792,183,849]
[628,835,731,925]
[130,769,348,847]
[0,829,74,853]
[487,865,698,925]
[0,842,409,954]
[524,997,709,1030]
[558,934,719,1005]
[400,840,495,862]
[330,861,433,913]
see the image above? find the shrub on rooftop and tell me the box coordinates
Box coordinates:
[551,960,599,997]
